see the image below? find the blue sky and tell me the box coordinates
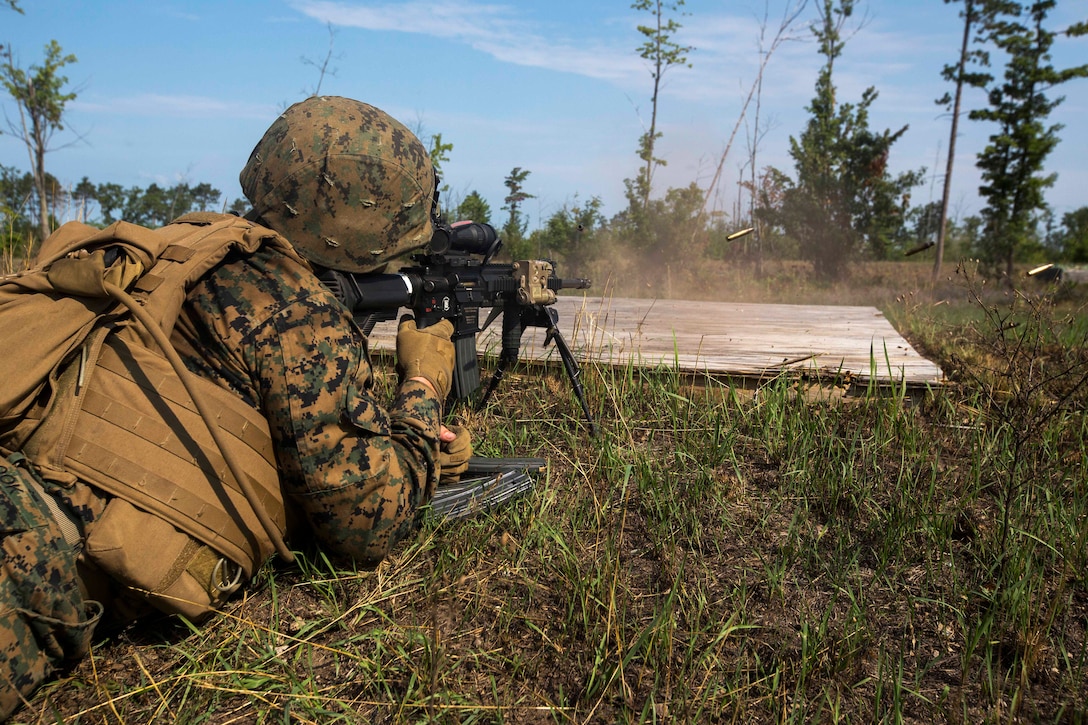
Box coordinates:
[2,0,1085,232]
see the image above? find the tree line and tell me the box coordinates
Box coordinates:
[445,0,1087,282]
[0,164,245,260]
[2,0,1086,282]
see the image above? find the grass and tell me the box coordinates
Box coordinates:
[17,258,1088,724]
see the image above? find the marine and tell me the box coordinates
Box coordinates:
[0,95,468,719]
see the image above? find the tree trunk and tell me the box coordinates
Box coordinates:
[33,116,50,246]
[642,0,663,212]
[934,0,975,282]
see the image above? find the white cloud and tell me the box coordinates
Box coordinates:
[72,94,278,120]
[288,0,829,106]
[290,0,643,82]
[291,0,511,37]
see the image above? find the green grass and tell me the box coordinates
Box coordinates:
[19,264,1088,724]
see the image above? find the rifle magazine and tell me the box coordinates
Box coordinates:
[428,456,545,521]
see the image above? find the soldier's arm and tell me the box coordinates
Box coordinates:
[181,249,443,563]
[253,292,444,563]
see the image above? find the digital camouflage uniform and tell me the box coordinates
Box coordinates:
[0,457,100,719]
[0,241,444,719]
[222,94,444,559]
[0,96,448,719]
[174,243,443,560]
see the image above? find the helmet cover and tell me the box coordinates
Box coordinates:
[240,96,435,273]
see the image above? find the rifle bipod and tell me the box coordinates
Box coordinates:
[477,305,598,435]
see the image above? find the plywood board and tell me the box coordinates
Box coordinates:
[366,295,945,388]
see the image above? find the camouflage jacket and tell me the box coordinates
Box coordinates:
[171,244,442,563]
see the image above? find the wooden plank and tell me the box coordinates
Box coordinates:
[366,295,945,387]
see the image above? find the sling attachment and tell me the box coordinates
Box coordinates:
[212,557,244,594]
[101,282,295,564]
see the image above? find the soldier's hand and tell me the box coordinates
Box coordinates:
[438,424,471,483]
[396,316,455,401]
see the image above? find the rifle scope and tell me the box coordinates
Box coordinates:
[429,221,501,258]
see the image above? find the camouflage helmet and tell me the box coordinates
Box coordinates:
[240,96,435,273]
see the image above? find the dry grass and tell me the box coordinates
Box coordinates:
[12,252,1088,724]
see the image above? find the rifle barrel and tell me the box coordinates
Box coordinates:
[552,277,592,291]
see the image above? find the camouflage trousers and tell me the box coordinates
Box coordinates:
[0,455,100,720]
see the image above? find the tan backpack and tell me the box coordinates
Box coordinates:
[0,213,298,618]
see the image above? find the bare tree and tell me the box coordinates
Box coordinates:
[700,0,808,224]
[1,40,78,246]
[933,0,993,280]
[301,22,341,97]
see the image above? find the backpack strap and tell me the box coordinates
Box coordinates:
[131,213,305,341]
[67,322,289,567]
[92,214,302,564]
[12,213,306,567]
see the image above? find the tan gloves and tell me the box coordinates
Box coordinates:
[396,316,455,401]
[396,318,469,482]
[438,424,472,483]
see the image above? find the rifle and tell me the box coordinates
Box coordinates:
[318,220,597,435]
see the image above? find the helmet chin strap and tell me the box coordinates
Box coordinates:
[430,170,442,223]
